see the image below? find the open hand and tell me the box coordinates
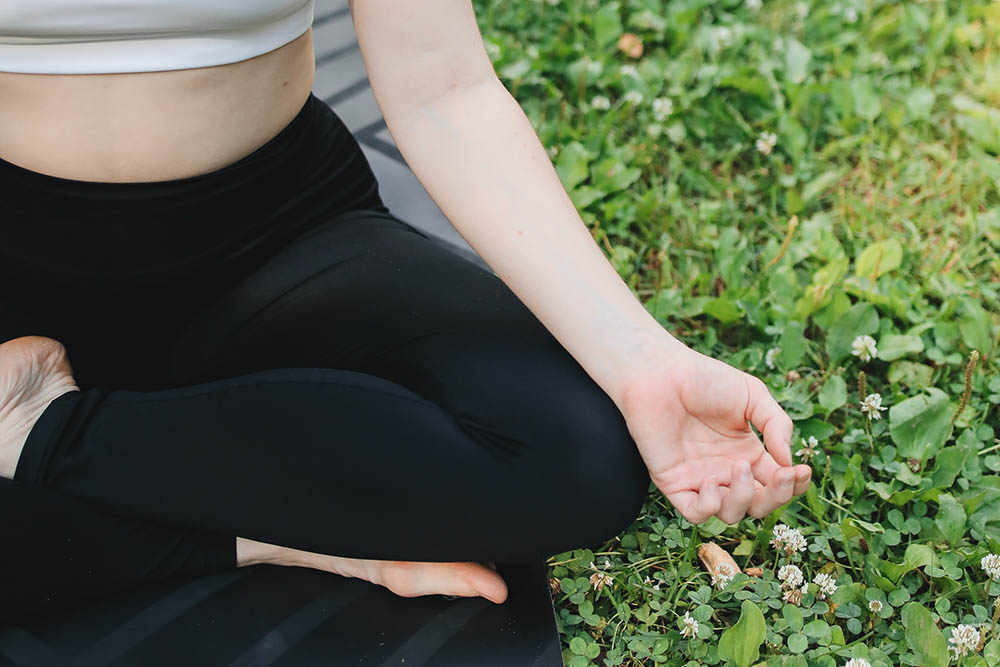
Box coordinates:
[619,341,812,524]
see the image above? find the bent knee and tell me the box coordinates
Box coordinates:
[525,387,651,555]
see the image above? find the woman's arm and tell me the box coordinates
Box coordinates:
[351,0,811,522]
[351,0,667,411]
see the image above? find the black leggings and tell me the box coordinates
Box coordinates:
[0,94,650,623]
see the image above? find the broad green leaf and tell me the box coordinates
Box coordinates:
[819,375,848,412]
[779,114,808,162]
[718,600,767,667]
[783,38,811,84]
[931,447,970,489]
[851,77,882,121]
[802,169,846,205]
[935,494,967,547]
[877,334,924,361]
[783,604,804,632]
[906,87,936,119]
[826,302,879,363]
[960,299,994,357]
[704,296,744,324]
[902,602,950,667]
[856,239,903,279]
[593,2,623,49]
[786,633,808,652]
[498,59,532,80]
[779,320,807,368]
[889,388,953,460]
[957,115,1000,154]
[555,142,596,190]
[984,639,1000,666]
[888,361,935,387]
[797,258,850,318]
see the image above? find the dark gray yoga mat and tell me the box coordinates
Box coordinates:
[0,561,562,666]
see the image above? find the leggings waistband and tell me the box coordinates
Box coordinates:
[0,94,387,287]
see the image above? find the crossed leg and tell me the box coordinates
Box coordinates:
[1,208,651,620]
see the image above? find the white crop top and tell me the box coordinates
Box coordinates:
[0,0,315,74]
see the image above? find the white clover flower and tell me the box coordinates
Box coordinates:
[868,599,883,613]
[586,60,603,77]
[844,659,871,667]
[712,563,736,589]
[623,90,644,105]
[797,436,820,463]
[756,131,778,155]
[844,6,859,23]
[778,564,804,589]
[619,64,639,79]
[783,582,808,605]
[795,2,808,19]
[871,52,888,67]
[860,392,888,420]
[851,334,878,362]
[652,97,674,121]
[771,524,808,555]
[589,569,613,591]
[746,0,763,10]
[680,611,699,638]
[981,553,1000,581]
[948,624,981,660]
[765,346,780,369]
[590,95,611,111]
[603,558,611,570]
[813,573,838,599]
[716,26,733,47]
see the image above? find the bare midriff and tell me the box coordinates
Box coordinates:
[0,29,316,183]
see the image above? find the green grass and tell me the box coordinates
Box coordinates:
[470,0,1000,664]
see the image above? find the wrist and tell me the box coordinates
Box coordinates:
[613,327,694,414]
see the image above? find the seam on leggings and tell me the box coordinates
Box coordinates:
[99,374,442,411]
[220,254,366,343]
[173,211,432,367]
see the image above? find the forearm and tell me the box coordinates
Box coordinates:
[382,78,682,408]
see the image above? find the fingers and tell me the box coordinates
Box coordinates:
[716,460,754,524]
[668,474,723,524]
[663,458,811,525]
[792,464,812,496]
[744,375,795,466]
[748,465,796,518]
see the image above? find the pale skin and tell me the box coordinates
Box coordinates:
[0,0,811,606]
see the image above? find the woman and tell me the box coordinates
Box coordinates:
[0,0,812,621]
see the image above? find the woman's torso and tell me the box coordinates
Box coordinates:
[0,28,315,183]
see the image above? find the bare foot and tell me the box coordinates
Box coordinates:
[0,336,80,479]
[236,537,508,604]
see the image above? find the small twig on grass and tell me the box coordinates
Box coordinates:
[764,215,799,271]
[952,350,980,425]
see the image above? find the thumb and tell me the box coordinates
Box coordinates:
[744,374,794,466]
